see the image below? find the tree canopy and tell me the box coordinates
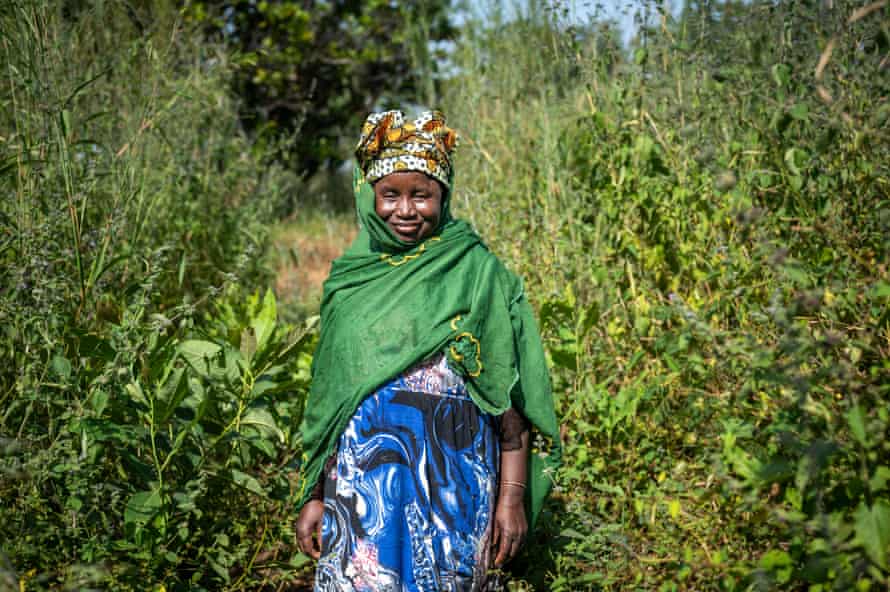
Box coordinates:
[185,0,456,177]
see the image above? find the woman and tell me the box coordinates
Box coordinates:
[296,110,560,591]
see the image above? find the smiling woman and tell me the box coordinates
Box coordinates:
[295,110,561,591]
[374,171,443,243]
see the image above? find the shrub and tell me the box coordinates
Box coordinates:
[443,0,889,588]
[0,1,311,588]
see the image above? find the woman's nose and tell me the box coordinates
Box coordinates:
[395,195,415,217]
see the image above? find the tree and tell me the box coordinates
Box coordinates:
[185,0,455,177]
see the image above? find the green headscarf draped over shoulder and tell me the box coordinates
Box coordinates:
[297,114,561,527]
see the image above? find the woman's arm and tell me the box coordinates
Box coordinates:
[296,453,335,559]
[492,424,529,567]
[296,500,324,559]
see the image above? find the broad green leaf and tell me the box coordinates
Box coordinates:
[125,382,148,406]
[124,488,162,527]
[591,481,625,497]
[240,327,257,364]
[244,433,276,458]
[80,418,140,445]
[250,289,277,355]
[89,388,109,415]
[50,354,72,380]
[223,347,244,384]
[854,500,890,569]
[179,340,222,377]
[242,407,284,443]
[157,366,188,423]
[871,281,890,299]
[847,404,869,448]
[559,528,588,540]
[870,466,890,493]
[231,468,265,497]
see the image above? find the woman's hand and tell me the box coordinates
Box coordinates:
[492,484,528,566]
[296,500,325,559]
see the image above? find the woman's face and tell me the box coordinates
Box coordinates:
[374,171,443,243]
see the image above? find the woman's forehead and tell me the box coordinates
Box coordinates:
[375,171,439,189]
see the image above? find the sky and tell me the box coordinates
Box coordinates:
[463,0,687,44]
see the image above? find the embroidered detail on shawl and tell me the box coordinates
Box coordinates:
[380,237,441,267]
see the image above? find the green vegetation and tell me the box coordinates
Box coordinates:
[185,0,455,180]
[1,2,313,589]
[443,1,889,589]
[1,0,888,590]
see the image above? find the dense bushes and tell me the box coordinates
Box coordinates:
[443,1,888,589]
[0,2,312,589]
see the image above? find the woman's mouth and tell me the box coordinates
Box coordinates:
[392,223,421,237]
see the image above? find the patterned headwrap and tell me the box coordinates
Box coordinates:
[355,110,458,188]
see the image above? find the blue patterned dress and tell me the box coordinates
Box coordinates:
[314,354,499,591]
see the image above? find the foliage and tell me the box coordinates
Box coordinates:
[443,0,889,589]
[0,1,313,589]
[3,0,889,589]
[184,0,456,180]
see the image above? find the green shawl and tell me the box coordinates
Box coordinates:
[297,168,561,526]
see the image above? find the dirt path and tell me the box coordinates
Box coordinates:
[272,214,357,310]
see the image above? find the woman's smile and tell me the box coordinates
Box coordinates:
[373,171,443,243]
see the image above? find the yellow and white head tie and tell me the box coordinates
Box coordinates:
[355,110,458,188]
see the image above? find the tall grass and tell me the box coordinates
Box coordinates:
[444,0,889,589]
[1,2,313,589]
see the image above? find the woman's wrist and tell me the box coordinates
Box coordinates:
[501,479,526,490]
[498,479,525,504]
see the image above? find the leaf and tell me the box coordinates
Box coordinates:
[231,468,266,497]
[870,466,890,493]
[559,528,588,540]
[250,289,277,355]
[179,340,222,377]
[50,354,72,380]
[89,388,109,415]
[241,407,284,443]
[854,500,890,569]
[789,103,809,121]
[771,63,790,87]
[847,404,869,448]
[156,366,189,423]
[80,418,140,445]
[759,549,793,583]
[177,252,187,288]
[240,327,257,364]
[669,499,681,520]
[591,481,625,497]
[126,382,148,406]
[870,281,890,299]
[124,488,163,528]
[784,147,806,176]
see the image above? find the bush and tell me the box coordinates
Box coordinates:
[0,1,312,589]
[443,0,889,589]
